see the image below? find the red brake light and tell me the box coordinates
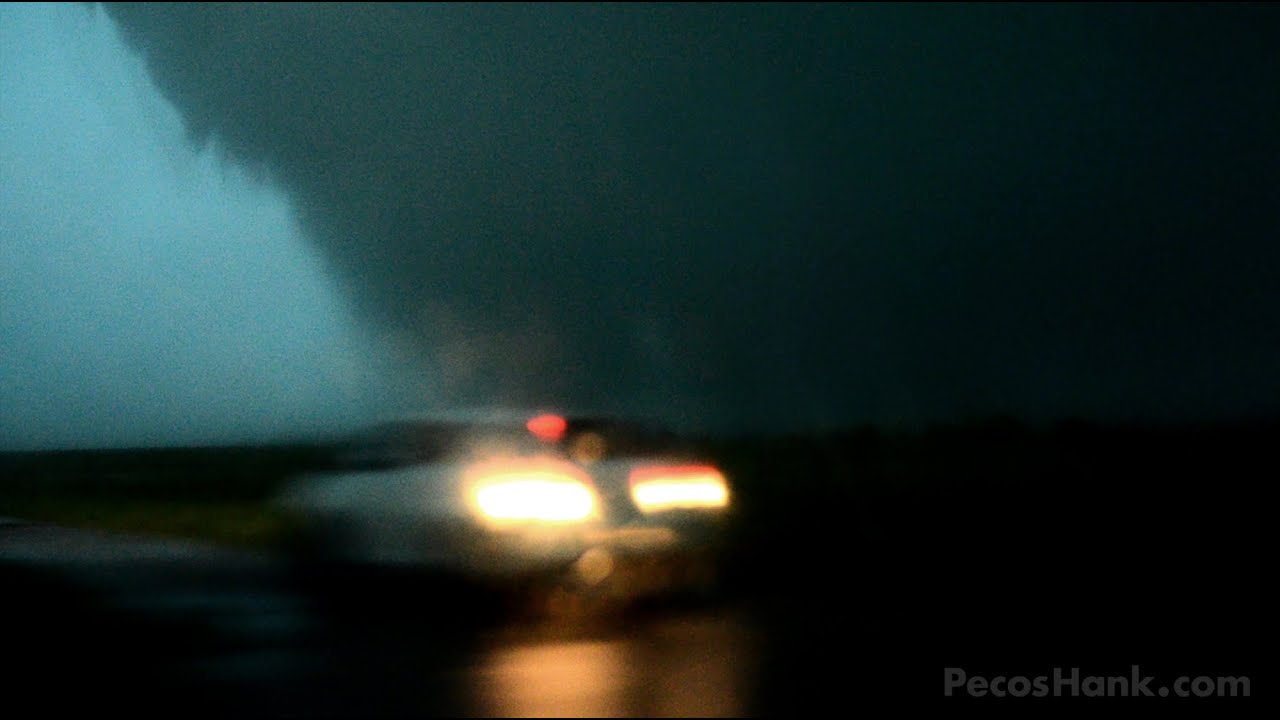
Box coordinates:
[526,413,568,443]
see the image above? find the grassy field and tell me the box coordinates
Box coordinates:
[0,444,328,549]
[0,496,289,549]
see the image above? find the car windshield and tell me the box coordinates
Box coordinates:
[1,3,1271,715]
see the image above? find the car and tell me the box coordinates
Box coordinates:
[274,409,734,614]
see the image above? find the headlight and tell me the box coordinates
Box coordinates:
[466,459,598,524]
[629,464,730,513]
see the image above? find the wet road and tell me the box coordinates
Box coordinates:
[0,520,763,717]
[1,517,1262,715]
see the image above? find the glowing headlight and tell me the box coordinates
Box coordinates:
[467,460,598,524]
[629,464,730,513]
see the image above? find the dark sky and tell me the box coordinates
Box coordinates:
[3,4,1279,447]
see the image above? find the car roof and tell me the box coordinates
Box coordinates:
[337,408,690,466]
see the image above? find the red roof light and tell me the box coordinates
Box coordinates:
[526,413,568,443]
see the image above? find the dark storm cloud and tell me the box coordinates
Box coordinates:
[101,3,1280,429]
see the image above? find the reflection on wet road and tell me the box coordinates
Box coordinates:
[472,613,753,717]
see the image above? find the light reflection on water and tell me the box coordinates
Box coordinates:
[468,612,754,717]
